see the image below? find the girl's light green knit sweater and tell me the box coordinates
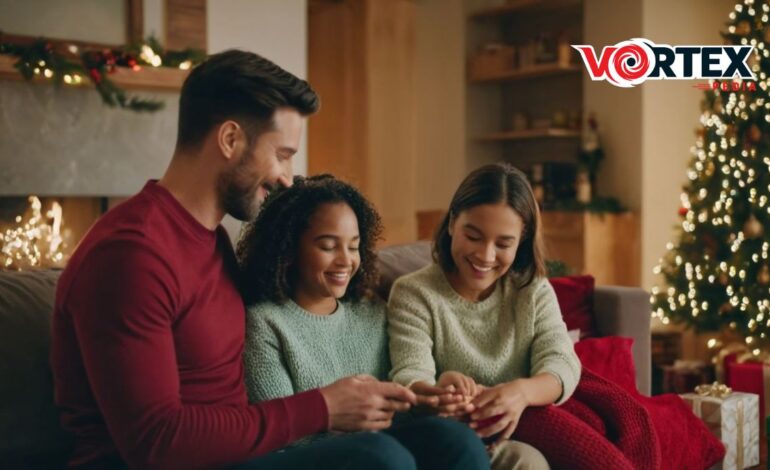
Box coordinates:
[387,263,581,405]
[243,298,390,403]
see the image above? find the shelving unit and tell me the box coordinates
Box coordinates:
[466,0,584,157]
[468,62,581,83]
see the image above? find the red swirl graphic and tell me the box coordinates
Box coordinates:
[612,44,650,83]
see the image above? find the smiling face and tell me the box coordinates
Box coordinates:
[292,202,361,314]
[446,203,524,302]
[218,107,303,221]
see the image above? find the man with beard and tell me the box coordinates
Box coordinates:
[50,50,489,470]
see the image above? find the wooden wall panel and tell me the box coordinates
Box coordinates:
[165,0,206,51]
[308,0,416,246]
[365,0,416,245]
[308,0,368,190]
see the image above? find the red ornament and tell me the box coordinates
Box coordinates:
[748,125,762,143]
[88,68,102,84]
[678,207,688,217]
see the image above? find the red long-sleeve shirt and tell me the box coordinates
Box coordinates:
[51,181,328,469]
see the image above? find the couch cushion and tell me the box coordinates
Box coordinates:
[375,241,433,300]
[549,275,597,338]
[574,336,637,394]
[0,269,71,464]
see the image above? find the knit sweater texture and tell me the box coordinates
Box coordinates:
[244,298,390,402]
[387,263,581,404]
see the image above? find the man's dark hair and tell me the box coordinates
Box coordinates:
[236,174,383,306]
[176,49,320,150]
[433,162,547,288]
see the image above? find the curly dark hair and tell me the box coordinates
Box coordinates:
[236,174,383,306]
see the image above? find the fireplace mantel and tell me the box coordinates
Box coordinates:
[0,54,188,92]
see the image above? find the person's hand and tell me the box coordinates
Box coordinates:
[437,371,481,398]
[469,379,530,450]
[410,380,474,418]
[319,375,417,432]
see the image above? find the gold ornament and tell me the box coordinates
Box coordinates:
[714,96,724,114]
[743,214,764,238]
[721,303,734,314]
[705,161,716,177]
[759,265,770,285]
[748,51,759,70]
[736,20,751,36]
[719,272,730,285]
[764,25,770,43]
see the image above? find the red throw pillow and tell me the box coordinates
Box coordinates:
[549,275,597,338]
[574,336,638,394]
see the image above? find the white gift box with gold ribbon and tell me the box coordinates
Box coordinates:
[680,383,759,470]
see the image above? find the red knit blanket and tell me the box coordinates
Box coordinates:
[509,368,725,470]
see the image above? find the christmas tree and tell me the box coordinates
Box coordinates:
[651,0,770,347]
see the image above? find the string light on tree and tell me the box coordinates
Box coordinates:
[652,0,770,345]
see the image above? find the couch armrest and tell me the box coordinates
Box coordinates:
[593,286,651,396]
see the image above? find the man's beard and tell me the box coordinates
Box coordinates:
[217,148,262,222]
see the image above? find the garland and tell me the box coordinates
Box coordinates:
[0,36,204,112]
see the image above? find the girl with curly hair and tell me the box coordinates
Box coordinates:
[236,174,388,401]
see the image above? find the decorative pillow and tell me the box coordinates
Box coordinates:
[574,336,637,394]
[549,275,597,338]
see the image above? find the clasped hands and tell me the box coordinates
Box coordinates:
[410,371,530,449]
[319,372,529,450]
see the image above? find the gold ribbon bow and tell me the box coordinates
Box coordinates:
[694,382,732,398]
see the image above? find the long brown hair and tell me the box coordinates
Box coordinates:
[433,162,546,287]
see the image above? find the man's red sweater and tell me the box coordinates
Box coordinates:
[51,181,328,469]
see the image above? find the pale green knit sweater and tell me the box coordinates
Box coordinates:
[387,263,581,405]
[243,298,390,403]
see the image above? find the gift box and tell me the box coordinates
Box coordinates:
[662,360,715,394]
[723,354,770,423]
[681,385,759,470]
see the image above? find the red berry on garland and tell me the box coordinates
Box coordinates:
[88,68,102,84]
[678,207,688,217]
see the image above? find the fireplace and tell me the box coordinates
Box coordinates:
[0,196,127,270]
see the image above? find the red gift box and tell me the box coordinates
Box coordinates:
[724,353,770,429]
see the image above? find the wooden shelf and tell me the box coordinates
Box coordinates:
[476,128,580,142]
[469,62,580,83]
[0,54,188,92]
[470,0,582,19]
[476,129,580,142]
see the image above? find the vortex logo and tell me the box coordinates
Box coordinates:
[573,38,755,88]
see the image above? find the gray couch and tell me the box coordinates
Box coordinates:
[0,242,651,468]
